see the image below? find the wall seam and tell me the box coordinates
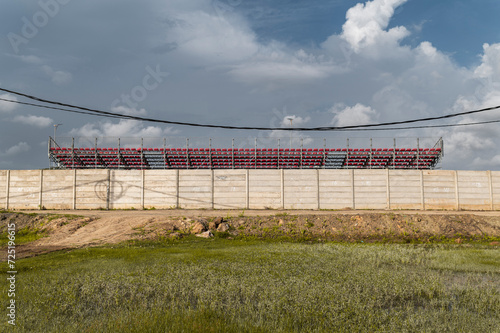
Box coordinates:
[39,169,43,210]
[488,170,494,211]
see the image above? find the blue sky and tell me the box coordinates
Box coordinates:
[1,0,500,170]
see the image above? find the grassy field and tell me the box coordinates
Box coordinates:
[2,237,499,332]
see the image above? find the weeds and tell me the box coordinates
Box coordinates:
[3,241,498,332]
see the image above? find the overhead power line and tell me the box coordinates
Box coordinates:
[1,87,500,131]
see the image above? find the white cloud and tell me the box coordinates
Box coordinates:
[42,65,73,85]
[474,43,500,80]
[340,0,410,57]
[166,10,259,65]
[5,142,30,155]
[0,94,19,113]
[111,105,148,117]
[69,119,179,138]
[13,115,53,128]
[331,103,378,127]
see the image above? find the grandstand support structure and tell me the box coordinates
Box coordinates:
[48,137,444,170]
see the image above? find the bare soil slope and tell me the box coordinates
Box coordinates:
[2,210,500,259]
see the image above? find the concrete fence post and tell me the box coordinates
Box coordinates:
[106,169,111,210]
[386,169,390,210]
[420,170,425,210]
[351,169,355,209]
[211,170,214,209]
[141,170,145,210]
[5,170,10,210]
[39,169,43,210]
[488,170,494,211]
[72,170,77,210]
[246,169,249,210]
[281,169,285,209]
[455,170,460,210]
[176,169,180,209]
[317,169,320,210]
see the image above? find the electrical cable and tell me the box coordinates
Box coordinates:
[2,87,500,131]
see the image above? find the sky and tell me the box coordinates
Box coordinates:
[1,0,500,170]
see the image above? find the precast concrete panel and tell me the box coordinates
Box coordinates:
[213,170,246,209]
[423,170,457,210]
[143,170,177,209]
[8,170,40,209]
[457,171,491,210]
[42,170,74,209]
[389,170,422,210]
[179,170,213,209]
[319,170,353,209]
[248,170,281,209]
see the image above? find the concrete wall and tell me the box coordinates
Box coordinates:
[389,170,422,210]
[492,171,500,210]
[2,169,500,211]
[248,170,281,209]
[319,170,353,210]
[143,170,177,209]
[0,170,8,209]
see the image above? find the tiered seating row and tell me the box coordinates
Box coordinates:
[49,147,442,170]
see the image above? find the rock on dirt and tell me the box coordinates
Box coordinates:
[196,231,214,238]
[191,222,206,234]
[217,223,230,232]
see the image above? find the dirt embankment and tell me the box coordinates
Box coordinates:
[1,210,500,259]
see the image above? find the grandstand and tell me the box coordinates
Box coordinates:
[48,137,443,170]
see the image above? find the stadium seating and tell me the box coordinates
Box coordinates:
[49,144,443,170]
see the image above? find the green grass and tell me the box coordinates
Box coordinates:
[0,227,47,246]
[1,239,499,332]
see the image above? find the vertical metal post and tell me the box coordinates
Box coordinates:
[48,138,52,170]
[71,138,75,169]
[417,138,420,170]
[186,138,190,169]
[209,138,212,169]
[254,138,257,169]
[323,138,326,169]
[163,137,166,170]
[300,138,303,169]
[346,138,350,169]
[95,138,98,169]
[277,139,280,169]
[141,138,144,170]
[232,138,235,169]
[393,138,396,169]
[117,138,121,169]
[369,138,373,169]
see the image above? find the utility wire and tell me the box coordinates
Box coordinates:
[0,98,124,120]
[2,87,500,131]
